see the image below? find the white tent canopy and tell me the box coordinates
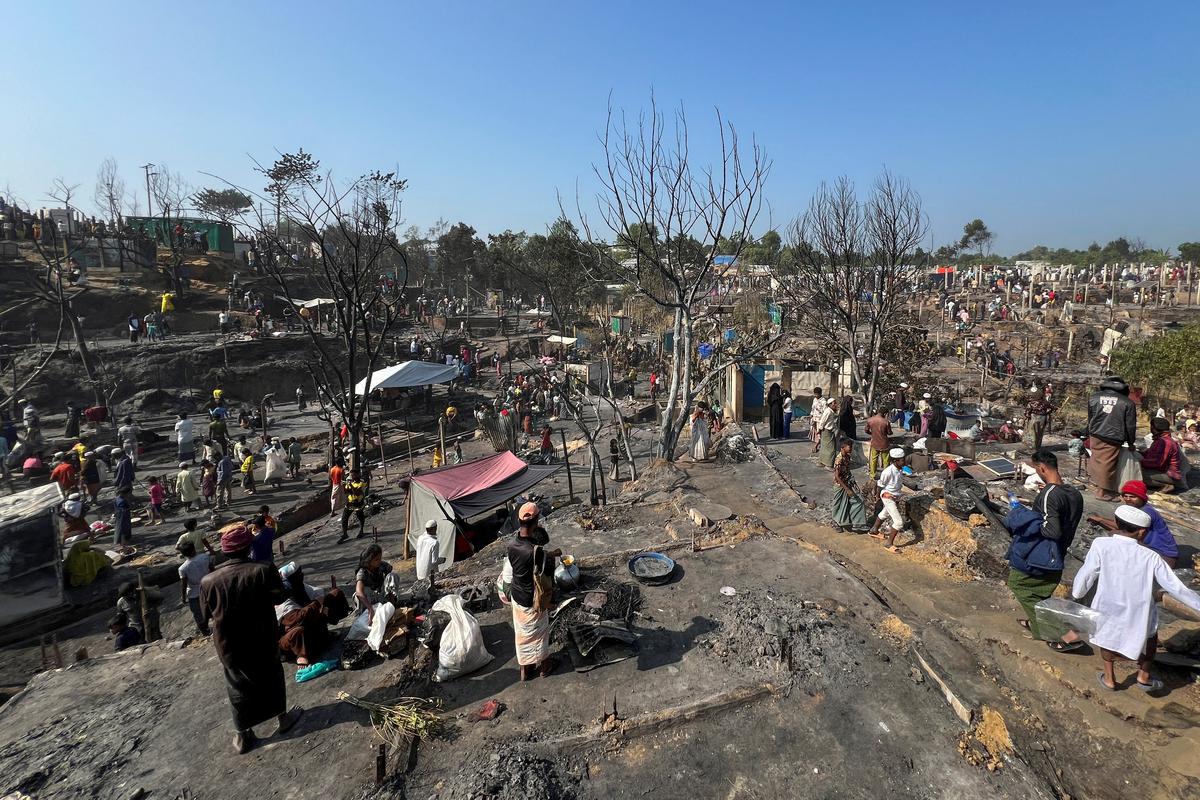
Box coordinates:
[545,335,577,346]
[354,360,459,395]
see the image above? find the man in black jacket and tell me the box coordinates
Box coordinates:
[1086,376,1138,500]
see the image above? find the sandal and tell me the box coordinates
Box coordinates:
[1047,640,1085,653]
[1135,677,1164,692]
[1095,672,1116,692]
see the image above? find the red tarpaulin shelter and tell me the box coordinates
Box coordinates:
[406,451,561,563]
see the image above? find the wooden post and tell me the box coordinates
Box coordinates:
[137,571,152,642]
[559,428,574,501]
[1066,329,1075,363]
[376,743,387,785]
[438,415,446,466]
[377,421,389,483]
[405,415,415,474]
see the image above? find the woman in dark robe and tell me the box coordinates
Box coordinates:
[767,383,784,439]
[838,395,857,441]
[927,401,947,439]
[276,566,350,665]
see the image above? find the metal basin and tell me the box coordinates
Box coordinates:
[628,552,676,585]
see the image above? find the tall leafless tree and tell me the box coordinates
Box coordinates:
[224,151,410,466]
[93,158,127,227]
[779,170,928,409]
[149,167,192,294]
[577,97,772,460]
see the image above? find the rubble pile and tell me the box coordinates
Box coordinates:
[433,749,582,800]
[698,587,861,687]
[713,423,757,463]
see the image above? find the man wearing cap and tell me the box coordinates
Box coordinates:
[508,501,561,681]
[868,448,910,553]
[415,520,445,588]
[200,523,303,754]
[1140,417,1186,493]
[1073,503,1200,692]
[1088,480,1179,566]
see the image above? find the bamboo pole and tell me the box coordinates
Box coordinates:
[559,427,574,502]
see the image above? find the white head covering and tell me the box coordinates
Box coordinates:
[888,447,906,459]
[424,519,438,531]
[1114,504,1151,529]
[899,382,909,389]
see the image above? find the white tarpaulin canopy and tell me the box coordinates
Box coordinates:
[545,335,577,346]
[354,361,460,394]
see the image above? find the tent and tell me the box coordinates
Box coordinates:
[545,335,577,347]
[0,484,65,628]
[407,451,562,563]
[354,361,460,395]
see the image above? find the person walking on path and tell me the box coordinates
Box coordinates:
[1086,376,1137,500]
[816,397,840,468]
[1007,450,1085,651]
[328,459,345,516]
[1073,504,1200,692]
[864,408,893,480]
[809,388,827,453]
[831,436,867,532]
[200,524,303,754]
[337,469,367,543]
[868,448,909,552]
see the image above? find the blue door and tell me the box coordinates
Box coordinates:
[741,364,765,418]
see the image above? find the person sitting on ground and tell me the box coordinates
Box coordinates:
[868,448,910,553]
[353,544,395,625]
[178,541,213,636]
[1073,504,1200,692]
[275,563,350,665]
[116,580,162,642]
[1088,480,1179,567]
[1140,417,1187,493]
[109,612,143,652]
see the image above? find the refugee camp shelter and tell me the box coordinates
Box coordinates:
[406,452,561,564]
[0,483,64,629]
[354,360,460,395]
[124,216,235,252]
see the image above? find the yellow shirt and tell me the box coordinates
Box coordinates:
[241,455,255,473]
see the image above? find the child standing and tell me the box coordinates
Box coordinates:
[177,541,212,636]
[240,451,256,495]
[1073,504,1200,691]
[200,460,217,508]
[147,476,166,525]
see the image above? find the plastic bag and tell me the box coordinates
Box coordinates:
[1034,597,1103,642]
[295,659,338,683]
[495,557,513,605]
[346,602,389,641]
[367,602,396,653]
[431,594,492,683]
[1116,446,1142,489]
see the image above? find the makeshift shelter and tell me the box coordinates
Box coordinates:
[354,361,460,395]
[0,484,64,629]
[407,452,561,564]
[545,335,578,347]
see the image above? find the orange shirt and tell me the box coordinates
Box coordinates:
[329,465,344,487]
[51,463,77,491]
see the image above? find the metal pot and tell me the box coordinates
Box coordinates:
[554,560,580,589]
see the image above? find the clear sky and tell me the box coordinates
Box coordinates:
[4,1,1198,253]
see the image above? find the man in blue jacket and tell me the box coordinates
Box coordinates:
[1008,450,1084,651]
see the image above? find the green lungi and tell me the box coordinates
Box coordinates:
[831,487,866,529]
[1007,568,1062,640]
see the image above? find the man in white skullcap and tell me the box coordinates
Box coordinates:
[1074,503,1200,692]
[415,519,445,588]
[868,447,909,552]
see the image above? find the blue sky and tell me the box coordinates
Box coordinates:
[4,1,1198,253]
